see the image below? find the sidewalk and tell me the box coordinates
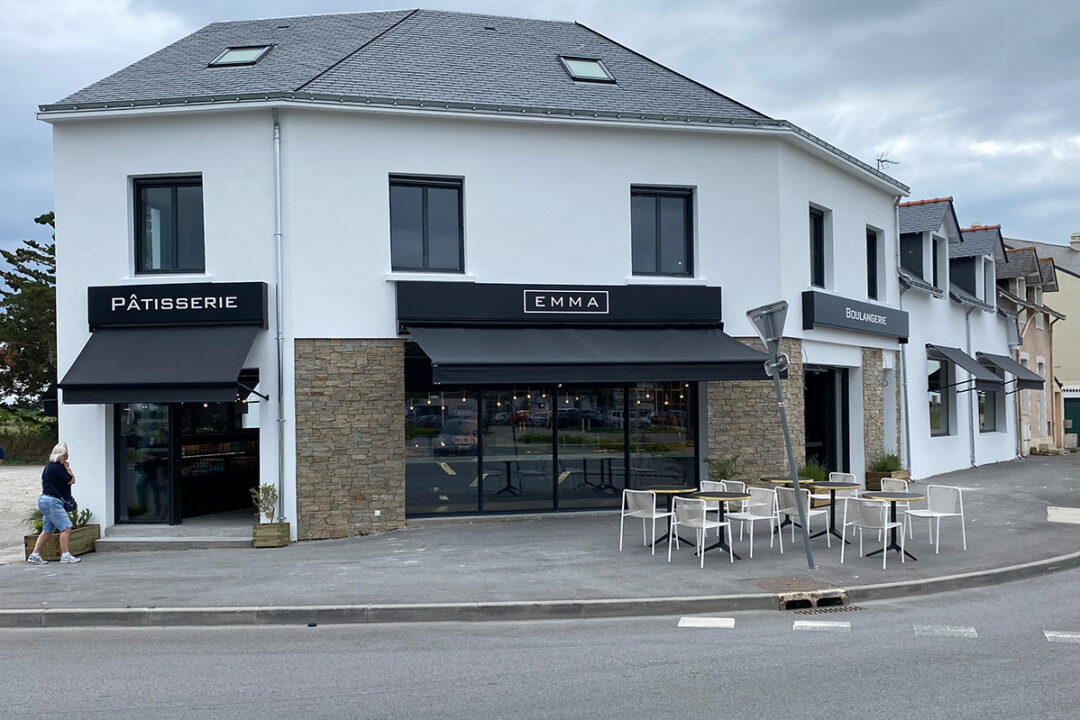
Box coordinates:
[1,455,1079,626]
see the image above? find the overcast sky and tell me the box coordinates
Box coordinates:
[2,0,1077,256]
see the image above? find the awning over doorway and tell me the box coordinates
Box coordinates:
[59,325,259,404]
[406,325,771,384]
[976,352,1045,391]
[926,344,1003,392]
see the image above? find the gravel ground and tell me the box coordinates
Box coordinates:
[0,466,43,564]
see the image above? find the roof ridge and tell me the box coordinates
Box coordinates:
[294,8,419,92]
[898,196,953,207]
[962,224,1001,232]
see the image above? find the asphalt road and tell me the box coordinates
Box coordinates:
[3,571,1079,719]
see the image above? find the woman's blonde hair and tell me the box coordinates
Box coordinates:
[49,442,69,464]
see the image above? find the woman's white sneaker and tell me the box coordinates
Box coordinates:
[59,553,81,563]
[26,553,46,565]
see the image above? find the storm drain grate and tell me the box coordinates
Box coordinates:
[792,605,863,615]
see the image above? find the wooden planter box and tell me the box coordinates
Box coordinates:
[865,469,910,491]
[252,522,291,548]
[24,524,101,561]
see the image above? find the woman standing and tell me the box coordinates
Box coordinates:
[26,442,81,565]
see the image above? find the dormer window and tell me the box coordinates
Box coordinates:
[209,45,271,67]
[558,56,615,83]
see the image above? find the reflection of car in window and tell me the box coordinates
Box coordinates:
[434,418,479,455]
[607,409,652,428]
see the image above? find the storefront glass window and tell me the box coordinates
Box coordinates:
[482,388,555,512]
[117,403,173,523]
[978,390,997,432]
[404,390,479,514]
[627,382,695,489]
[554,386,625,510]
[928,359,950,436]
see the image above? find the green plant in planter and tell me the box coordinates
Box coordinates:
[25,507,93,534]
[708,455,739,481]
[250,483,279,522]
[870,454,904,472]
[796,458,827,483]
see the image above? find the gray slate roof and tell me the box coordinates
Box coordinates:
[1006,237,1080,276]
[1040,258,1059,291]
[996,247,1039,280]
[952,225,1006,263]
[899,199,951,234]
[48,9,765,122]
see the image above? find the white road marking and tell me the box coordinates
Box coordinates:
[678,617,735,629]
[913,625,978,638]
[793,620,850,632]
[1046,506,1080,524]
[1045,631,1080,643]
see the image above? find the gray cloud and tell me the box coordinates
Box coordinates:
[1,0,1077,257]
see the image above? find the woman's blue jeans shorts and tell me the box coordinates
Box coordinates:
[38,495,72,533]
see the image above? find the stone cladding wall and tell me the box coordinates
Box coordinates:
[707,337,805,484]
[294,338,405,540]
[861,347,887,468]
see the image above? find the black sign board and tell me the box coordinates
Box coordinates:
[802,290,908,341]
[396,282,722,327]
[88,282,268,329]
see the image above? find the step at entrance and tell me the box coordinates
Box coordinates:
[98,515,255,551]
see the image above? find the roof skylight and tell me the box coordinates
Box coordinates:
[558,56,615,83]
[209,46,271,67]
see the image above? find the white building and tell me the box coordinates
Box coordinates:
[897,198,1023,479]
[41,9,911,541]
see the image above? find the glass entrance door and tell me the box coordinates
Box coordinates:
[116,403,177,523]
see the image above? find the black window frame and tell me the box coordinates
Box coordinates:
[630,186,694,277]
[978,389,999,433]
[932,237,942,288]
[866,227,879,300]
[133,176,205,275]
[389,175,465,273]
[899,232,923,277]
[928,358,952,437]
[557,56,616,83]
[809,207,826,288]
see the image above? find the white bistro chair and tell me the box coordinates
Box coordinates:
[698,479,727,536]
[776,486,830,548]
[840,498,904,569]
[667,496,731,567]
[619,489,671,555]
[905,484,967,553]
[880,477,913,538]
[726,487,783,558]
[828,472,861,538]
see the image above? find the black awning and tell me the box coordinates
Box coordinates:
[406,326,771,384]
[977,352,1045,390]
[926,344,1004,391]
[59,326,259,404]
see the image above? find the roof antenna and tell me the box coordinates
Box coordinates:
[876,151,900,171]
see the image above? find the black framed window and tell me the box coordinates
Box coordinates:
[135,178,204,274]
[809,208,825,287]
[978,390,998,432]
[390,176,464,272]
[866,228,879,300]
[631,187,692,276]
[928,359,951,436]
[932,238,942,288]
[900,233,923,277]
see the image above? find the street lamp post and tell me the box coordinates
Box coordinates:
[746,301,815,570]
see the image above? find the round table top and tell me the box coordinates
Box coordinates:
[806,481,862,490]
[761,475,811,484]
[644,486,697,494]
[862,491,924,502]
[690,491,752,502]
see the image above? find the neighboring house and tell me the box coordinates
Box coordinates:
[41,10,911,541]
[1005,233,1079,448]
[897,200,1020,479]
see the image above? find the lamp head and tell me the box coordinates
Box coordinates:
[746,300,788,355]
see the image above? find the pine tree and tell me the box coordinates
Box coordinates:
[0,212,57,407]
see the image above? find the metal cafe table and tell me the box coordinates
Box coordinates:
[644,486,697,546]
[806,479,862,543]
[861,490,924,561]
[690,490,752,559]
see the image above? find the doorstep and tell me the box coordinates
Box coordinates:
[96,521,254,552]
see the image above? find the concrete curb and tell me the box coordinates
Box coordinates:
[3,550,1079,629]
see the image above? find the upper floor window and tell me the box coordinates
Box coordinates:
[135,177,204,274]
[390,176,464,273]
[631,187,692,276]
[866,227,880,300]
[900,232,923,277]
[931,235,946,289]
[809,207,827,288]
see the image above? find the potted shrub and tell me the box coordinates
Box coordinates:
[796,459,829,507]
[708,455,739,482]
[865,454,909,491]
[23,507,100,561]
[250,483,290,548]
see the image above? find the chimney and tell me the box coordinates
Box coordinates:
[1071,232,1080,251]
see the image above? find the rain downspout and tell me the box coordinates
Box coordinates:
[965,304,977,467]
[273,108,286,522]
[895,197,912,472]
